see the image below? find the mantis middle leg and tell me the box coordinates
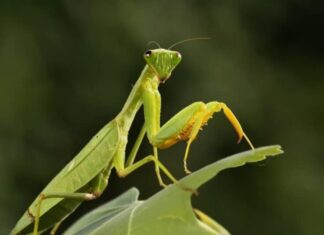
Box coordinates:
[115,124,177,186]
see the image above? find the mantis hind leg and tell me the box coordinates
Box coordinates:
[32,170,110,235]
[32,192,98,235]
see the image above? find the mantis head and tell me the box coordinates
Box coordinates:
[144,49,182,82]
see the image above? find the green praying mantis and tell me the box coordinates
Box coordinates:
[11,45,254,235]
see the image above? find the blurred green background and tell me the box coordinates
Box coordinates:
[1,1,323,234]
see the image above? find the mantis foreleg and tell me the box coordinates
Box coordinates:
[143,96,254,173]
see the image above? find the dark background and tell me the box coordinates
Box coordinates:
[1,1,323,234]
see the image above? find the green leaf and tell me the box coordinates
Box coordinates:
[63,188,140,235]
[64,145,283,235]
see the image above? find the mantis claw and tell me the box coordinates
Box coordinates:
[184,141,193,174]
[220,102,254,149]
[159,182,168,188]
[184,161,192,174]
[243,133,255,150]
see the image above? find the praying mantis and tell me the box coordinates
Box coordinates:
[11,46,254,235]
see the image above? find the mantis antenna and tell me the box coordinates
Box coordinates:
[168,37,211,49]
[147,41,161,48]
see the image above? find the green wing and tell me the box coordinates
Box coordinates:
[12,120,120,234]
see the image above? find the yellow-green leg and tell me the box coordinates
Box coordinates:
[117,154,177,187]
[143,97,254,174]
[121,124,176,186]
[50,221,62,235]
[32,170,111,235]
[33,192,98,235]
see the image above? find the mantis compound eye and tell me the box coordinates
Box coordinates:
[176,52,182,58]
[144,50,152,57]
